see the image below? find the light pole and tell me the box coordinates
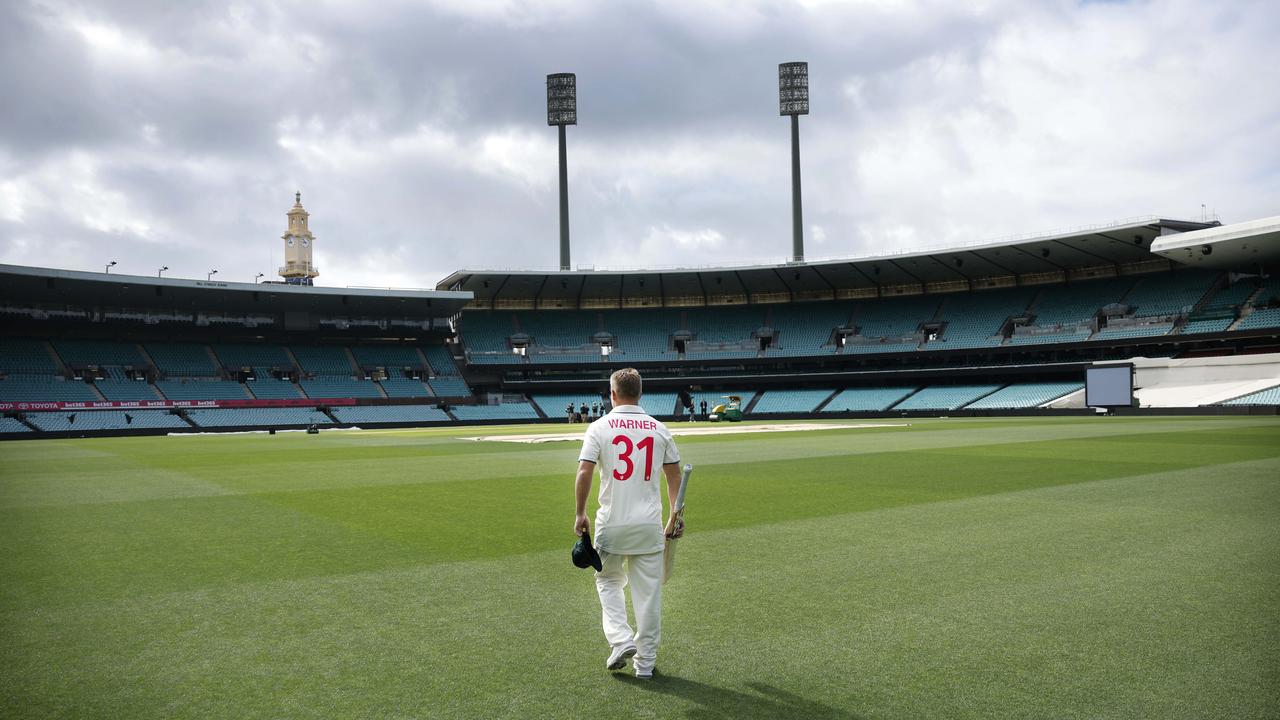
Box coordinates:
[105,260,117,274]
[779,61,809,263]
[158,266,168,277]
[547,72,577,271]
[207,269,218,281]
[255,272,264,283]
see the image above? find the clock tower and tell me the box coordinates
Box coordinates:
[279,191,319,285]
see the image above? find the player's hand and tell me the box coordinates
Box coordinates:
[574,513,590,537]
[665,515,684,539]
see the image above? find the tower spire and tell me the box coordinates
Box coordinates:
[279,192,318,286]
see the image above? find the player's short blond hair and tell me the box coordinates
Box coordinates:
[610,368,643,401]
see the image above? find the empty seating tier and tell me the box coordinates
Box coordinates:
[1237,307,1280,331]
[1091,325,1173,341]
[930,287,1036,350]
[1181,318,1232,335]
[351,345,425,369]
[93,378,163,401]
[155,379,251,400]
[378,378,434,398]
[751,389,836,414]
[299,377,383,399]
[422,345,460,375]
[25,411,188,432]
[53,340,146,367]
[1221,385,1280,406]
[532,394,610,417]
[965,382,1083,409]
[1030,277,1134,327]
[0,339,59,374]
[894,385,1002,411]
[449,402,540,421]
[187,408,332,427]
[332,406,450,424]
[213,343,292,369]
[1121,270,1217,317]
[0,376,99,402]
[246,379,304,399]
[290,345,354,376]
[821,387,917,413]
[145,343,219,377]
[0,417,32,433]
[768,302,850,354]
[427,376,471,398]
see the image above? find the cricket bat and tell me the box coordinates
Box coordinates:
[663,464,693,583]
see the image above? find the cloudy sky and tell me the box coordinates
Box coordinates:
[1,0,1277,290]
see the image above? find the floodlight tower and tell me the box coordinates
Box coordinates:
[779,62,809,263]
[547,73,577,271]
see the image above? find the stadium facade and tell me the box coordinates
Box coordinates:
[2,215,1279,438]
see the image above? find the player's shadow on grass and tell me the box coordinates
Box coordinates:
[617,673,862,719]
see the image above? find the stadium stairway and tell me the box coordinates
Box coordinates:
[42,340,69,375]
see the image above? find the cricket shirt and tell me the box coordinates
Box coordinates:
[579,404,680,555]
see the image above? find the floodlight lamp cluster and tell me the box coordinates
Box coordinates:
[546,73,577,126]
[778,62,809,116]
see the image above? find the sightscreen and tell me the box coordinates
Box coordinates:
[1086,366,1133,407]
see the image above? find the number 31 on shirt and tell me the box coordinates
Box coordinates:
[612,434,654,481]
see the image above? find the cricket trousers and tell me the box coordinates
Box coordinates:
[595,549,664,670]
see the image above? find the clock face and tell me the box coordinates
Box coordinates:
[287,237,295,247]
[301,238,309,248]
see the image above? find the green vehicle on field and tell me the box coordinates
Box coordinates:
[708,395,744,422]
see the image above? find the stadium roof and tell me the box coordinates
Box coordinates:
[1150,216,1280,269]
[436,217,1223,305]
[0,265,473,318]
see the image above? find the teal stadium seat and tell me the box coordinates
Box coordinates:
[894,384,1002,411]
[427,376,471,397]
[0,417,32,433]
[290,345,354,375]
[212,343,293,369]
[450,402,540,421]
[821,387,917,412]
[0,339,60,374]
[299,377,383,399]
[332,406,450,424]
[1090,324,1173,341]
[378,377,434,398]
[155,379,251,400]
[531,393,610,417]
[25,410,188,431]
[1236,307,1280,331]
[768,302,850,356]
[0,376,99,402]
[53,339,147,367]
[187,408,332,427]
[928,287,1036,350]
[351,345,425,369]
[751,389,836,413]
[1221,385,1280,406]
[145,342,219,377]
[1180,318,1233,335]
[422,345,460,375]
[93,377,163,401]
[246,374,305,399]
[965,382,1083,409]
[1120,270,1218,318]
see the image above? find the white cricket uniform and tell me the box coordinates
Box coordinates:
[579,404,680,670]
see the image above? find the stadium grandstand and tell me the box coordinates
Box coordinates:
[3,215,1279,437]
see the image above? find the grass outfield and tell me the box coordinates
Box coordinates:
[1,416,1278,718]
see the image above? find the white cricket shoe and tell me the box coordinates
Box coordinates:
[606,643,637,671]
[634,662,654,679]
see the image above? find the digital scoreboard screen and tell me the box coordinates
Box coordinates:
[1086,366,1134,408]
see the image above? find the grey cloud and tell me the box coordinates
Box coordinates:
[1,0,1278,290]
